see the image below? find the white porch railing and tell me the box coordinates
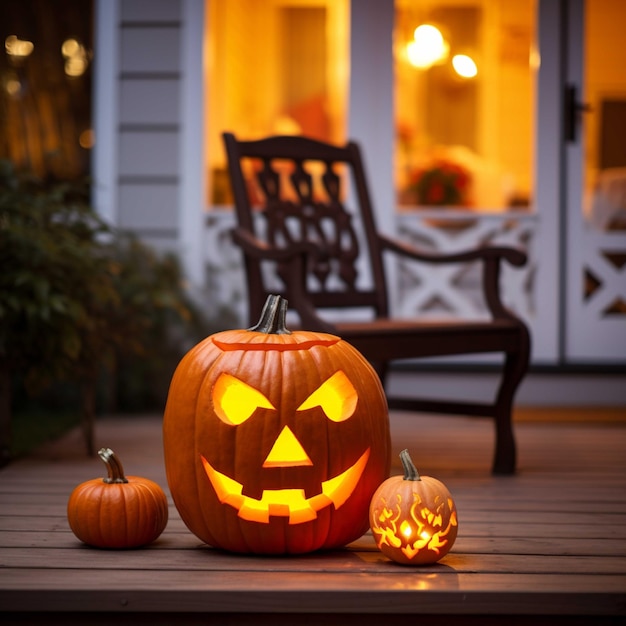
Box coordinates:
[203,208,538,339]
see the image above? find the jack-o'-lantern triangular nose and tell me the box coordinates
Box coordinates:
[263,426,313,468]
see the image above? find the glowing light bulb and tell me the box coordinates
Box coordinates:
[62,38,89,77]
[452,54,478,78]
[407,24,449,69]
[62,38,80,57]
[5,35,34,58]
[6,78,21,96]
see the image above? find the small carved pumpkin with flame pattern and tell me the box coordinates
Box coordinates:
[369,449,458,564]
[163,295,391,554]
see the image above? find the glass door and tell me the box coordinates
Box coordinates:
[565,0,626,362]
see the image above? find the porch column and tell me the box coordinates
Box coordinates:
[348,0,395,238]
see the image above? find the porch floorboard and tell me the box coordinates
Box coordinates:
[1,408,625,624]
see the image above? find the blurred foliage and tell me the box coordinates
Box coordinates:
[1,162,112,387]
[103,236,214,413]
[0,160,228,461]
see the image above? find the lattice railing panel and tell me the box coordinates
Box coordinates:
[203,210,538,326]
[395,212,536,321]
[579,232,626,318]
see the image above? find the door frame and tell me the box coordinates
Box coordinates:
[564,0,626,363]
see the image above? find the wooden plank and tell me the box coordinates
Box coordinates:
[0,570,624,616]
[2,530,626,559]
[6,502,626,528]
[3,517,626,539]
[1,545,625,574]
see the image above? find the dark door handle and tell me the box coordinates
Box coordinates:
[564,84,592,143]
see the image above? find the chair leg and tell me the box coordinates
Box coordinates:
[492,326,531,474]
[492,403,517,475]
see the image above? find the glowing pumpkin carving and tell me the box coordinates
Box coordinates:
[163,295,391,554]
[369,449,458,565]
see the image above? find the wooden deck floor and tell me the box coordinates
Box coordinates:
[1,408,625,625]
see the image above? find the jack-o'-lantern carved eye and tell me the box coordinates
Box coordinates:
[297,371,357,422]
[213,373,275,425]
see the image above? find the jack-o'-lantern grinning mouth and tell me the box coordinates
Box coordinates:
[200,449,370,524]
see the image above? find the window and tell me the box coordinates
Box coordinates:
[206,0,349,206]
[394,0,537,212]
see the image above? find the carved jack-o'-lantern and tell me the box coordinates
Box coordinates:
[163,295,391,554]
[369,449,458,565]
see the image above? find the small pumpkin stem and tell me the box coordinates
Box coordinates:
[99,447,129,484]
[248,294,292,335]
[400,449,421,481]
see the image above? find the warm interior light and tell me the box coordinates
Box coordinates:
[263,426,312,468]
[5,78,21,96]
[213,373,275,425]
[79,129,94,149]
[407,24,449,69]
[201,449,370,524]
[452,54,478,78]
[61,38,80,58]
[62,38,89,77]
[400,520,413,538]
[296,370,357,422]
[5,35,34,58]
[529,48,541,70]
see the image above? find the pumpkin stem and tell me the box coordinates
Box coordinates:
[248,294,292,335]
[99,447,129,484]
[400,449,421,481]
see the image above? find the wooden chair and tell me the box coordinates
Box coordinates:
[223,132,531,474]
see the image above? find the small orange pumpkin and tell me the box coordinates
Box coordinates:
[369,449,458,565]
[67,447,168,549]
[163,294,391,554]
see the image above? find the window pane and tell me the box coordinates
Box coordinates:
[207,0,349,207]
[394,0,536,212]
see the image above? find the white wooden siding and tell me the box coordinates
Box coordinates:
[119,79,180,125]
[119,27,181,73]
[117,1,182,255]
[118,132,179,177]
[119,0,182,22]
[95,0,204,278]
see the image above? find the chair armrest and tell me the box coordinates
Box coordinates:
[378,233,527,267]
[378,233,527,321]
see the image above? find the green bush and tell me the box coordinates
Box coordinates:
[0,161,212,463]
